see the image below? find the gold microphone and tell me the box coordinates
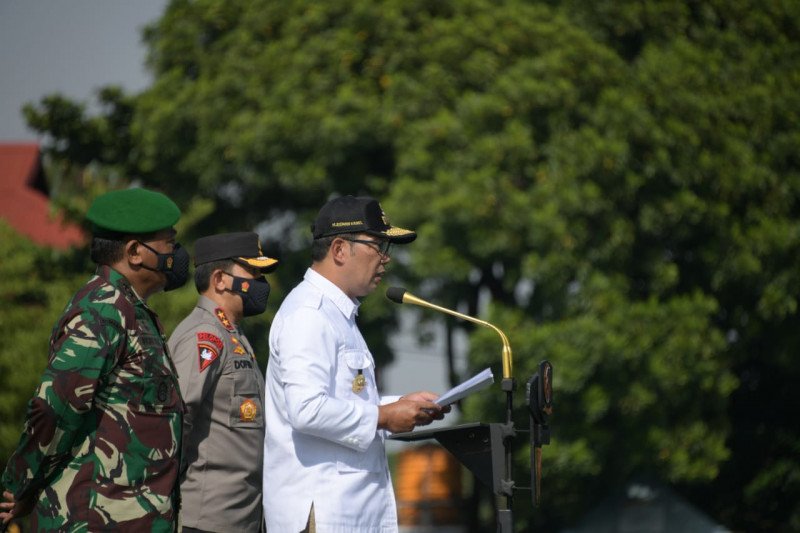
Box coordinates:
[386,287,513,379]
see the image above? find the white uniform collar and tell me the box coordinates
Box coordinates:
[304,268,360,320]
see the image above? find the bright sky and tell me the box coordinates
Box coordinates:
[0,0,167,141]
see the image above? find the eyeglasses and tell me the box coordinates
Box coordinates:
[341,237,392,257]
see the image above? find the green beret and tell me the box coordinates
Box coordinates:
[87,188,181,235]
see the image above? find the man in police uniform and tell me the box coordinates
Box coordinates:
[168,232,277,533]
[0,188,189,532]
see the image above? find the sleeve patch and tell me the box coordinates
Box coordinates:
[197,332,223,372]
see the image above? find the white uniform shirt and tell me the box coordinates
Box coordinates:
[263,268,399,533]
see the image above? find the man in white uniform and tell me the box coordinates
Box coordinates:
[263,195,449,532]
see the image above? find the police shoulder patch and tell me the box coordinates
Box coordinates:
[197,331,224,372]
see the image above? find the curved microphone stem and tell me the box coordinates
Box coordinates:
[399,292,514,379]
[389,287,517,531]
[388,287,517,532]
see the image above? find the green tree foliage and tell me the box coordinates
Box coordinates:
[14,0,800,530]
[0,222,89,462]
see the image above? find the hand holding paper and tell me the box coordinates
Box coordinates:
[435,368,494,406]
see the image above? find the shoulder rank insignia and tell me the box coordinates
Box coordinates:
[197,332,223,372]
[240,398,258,422]
[215,307,235,331]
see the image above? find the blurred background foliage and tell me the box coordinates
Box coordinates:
[1,0,799,530]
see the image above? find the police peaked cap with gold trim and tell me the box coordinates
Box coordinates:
[87,188,181,236]
[194,232,278,270]
[311,195,416,244]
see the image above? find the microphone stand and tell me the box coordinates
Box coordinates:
[387,290,516,532]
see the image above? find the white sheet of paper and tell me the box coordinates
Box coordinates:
[435,367,494,406]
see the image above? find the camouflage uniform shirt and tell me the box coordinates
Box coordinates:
[1,265,183,532]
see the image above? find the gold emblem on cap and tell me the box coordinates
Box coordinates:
[352,371,366,393]
[240,398,258,422]
[166,256,174,269]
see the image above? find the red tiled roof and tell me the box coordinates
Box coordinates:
[0,143,86,250]
[0,143,39,187]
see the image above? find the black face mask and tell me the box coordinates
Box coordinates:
[223,273,271,317]
[138,241,190,292]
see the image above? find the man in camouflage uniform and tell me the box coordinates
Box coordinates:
[0,188,190,532]
[168,232,277,533]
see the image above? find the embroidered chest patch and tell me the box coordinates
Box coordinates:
[239,398,258,422]
[230,335,247,356]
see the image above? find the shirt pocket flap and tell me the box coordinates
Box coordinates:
[342,349,373,371]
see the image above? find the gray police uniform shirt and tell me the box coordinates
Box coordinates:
[168,296,265,532]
